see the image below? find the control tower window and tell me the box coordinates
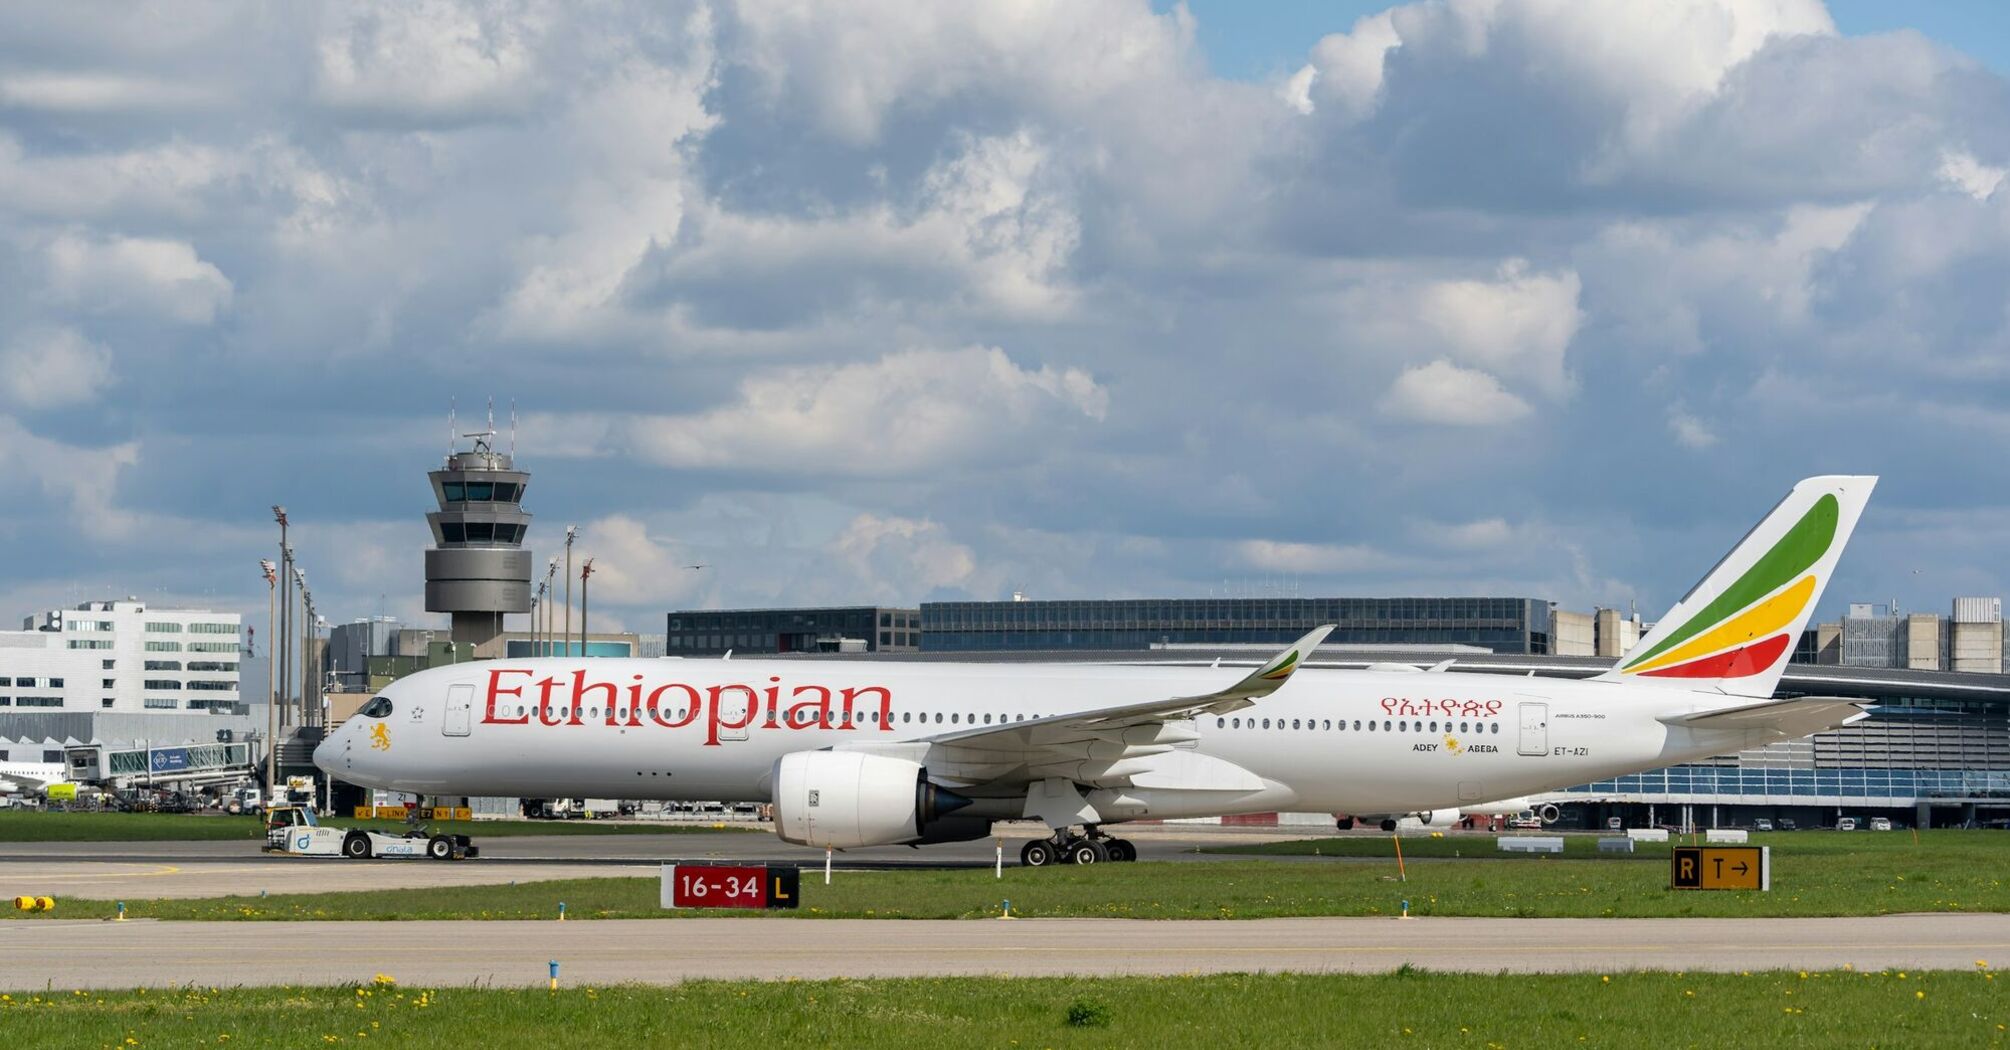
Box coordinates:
[463,481,493,501]
[492,482,520,502]
[443,481,464,501]
[440,522,466,544]
[360,696,393,718]
[464,522,495,543]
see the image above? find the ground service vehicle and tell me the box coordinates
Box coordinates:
[262,804,477,860]
[1870,816,1893,831]
[1754,818,1774,831]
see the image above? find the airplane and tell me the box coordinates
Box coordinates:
[319,475,1875,866]
[0,761,77,800]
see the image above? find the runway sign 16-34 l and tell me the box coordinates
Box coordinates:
[660,863,800,909]
[1671,846,1770,891]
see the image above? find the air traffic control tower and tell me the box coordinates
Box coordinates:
[424,413,533,648]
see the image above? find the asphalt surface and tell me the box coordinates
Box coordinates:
[0,824,1310,899]
[7,914,2005,988]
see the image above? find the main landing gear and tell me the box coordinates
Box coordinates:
[1019,826,1138,867]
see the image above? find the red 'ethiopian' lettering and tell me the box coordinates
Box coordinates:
[480,673,897,739]
[482,668,533,724]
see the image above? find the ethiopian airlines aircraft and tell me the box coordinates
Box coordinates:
[318,476,1875,865]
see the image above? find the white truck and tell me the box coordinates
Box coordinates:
[262,804,478,860]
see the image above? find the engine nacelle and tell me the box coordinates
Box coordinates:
[1413,808,1462,826]
[772,751,973,848]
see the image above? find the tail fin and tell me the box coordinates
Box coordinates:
[1596,475,1876,698]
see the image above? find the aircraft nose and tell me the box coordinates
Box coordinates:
[311,727,343,776]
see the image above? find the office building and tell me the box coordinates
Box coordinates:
[920,597,1558,653]
[665,607,920,656]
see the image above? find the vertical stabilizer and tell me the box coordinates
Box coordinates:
[1596,476,1876,698]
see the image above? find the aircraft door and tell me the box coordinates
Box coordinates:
[718,688,751,742]
[443,684,473,737]
[1516,702,1548,756]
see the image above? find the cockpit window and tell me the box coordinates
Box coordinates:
[360,696,393,718]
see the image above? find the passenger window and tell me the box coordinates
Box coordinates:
[935,713,943,724]
[1398,721,1407,732]
[983,714,992,724]
[1261,718,1271,729]
[1384,720,1392,731]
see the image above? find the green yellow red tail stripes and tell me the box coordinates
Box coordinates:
[1598,477,1876,699]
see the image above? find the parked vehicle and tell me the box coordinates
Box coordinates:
[1836,817,1858,831]
[1753,818,1775,832]
[1869,817,1893,831]
[1778,818,1798,831]
[262,804,477,860]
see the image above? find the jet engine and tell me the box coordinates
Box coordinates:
[772,751,974,849]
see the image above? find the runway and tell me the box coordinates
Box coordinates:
[6,914,2005,989]
[0,824,1302,899]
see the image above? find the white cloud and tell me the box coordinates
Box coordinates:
[829,513,975,601]
[0,73,215,112]
[1338,260,1583,399]
[0,416,140,540]
[1236,539,1386,575]
[1380,360,1533,426]
[1939,150,2006,201]
[0,328,113,409]
[313,0,548,122]
[564,347,1106,476]
[44,233,233,324]
[1668,409,1720,449]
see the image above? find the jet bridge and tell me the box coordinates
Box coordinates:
[63,741,255,789]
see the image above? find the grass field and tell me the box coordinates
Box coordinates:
[0,811,751,842]
[1,970,2003,1048]
[8,830,2007,921]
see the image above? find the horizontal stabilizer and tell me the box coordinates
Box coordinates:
[1659,696,1868,738]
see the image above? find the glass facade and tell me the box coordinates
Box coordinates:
[1564,692,2010,807]
[920,597,1553,653]
[664,607,920,656]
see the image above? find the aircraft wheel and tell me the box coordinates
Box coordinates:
[1379,819,1398,833]
[1020,840,1057,868]
[1335,817,1355,831]
[341,833,372,859]
[1065,839,1108,865]
[1104,838,1137,862]
[427,835,453,860]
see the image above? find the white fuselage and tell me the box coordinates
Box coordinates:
[318,657,1752,820]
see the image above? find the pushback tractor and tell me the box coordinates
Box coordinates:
[262,803,478,860]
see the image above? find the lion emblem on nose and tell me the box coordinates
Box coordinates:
[370,723,390,751]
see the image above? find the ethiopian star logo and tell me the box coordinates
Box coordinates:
[370,723,391,751]
[1443,733,1464,755]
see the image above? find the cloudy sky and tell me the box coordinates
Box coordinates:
[3,0,2009,642]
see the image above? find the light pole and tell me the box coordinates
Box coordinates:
[544,557,560,656]
[261,559,277,794]
[293,568,308,729]
[562,525,577,657]
[579,558,594,657]
[529,583,542,661]
[272,507,289,729]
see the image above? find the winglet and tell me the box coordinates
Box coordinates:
[1203,625,1332,710]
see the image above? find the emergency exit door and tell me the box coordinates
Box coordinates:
[1516,702,1548,756]
[443,684,473,737]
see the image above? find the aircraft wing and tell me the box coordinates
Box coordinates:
[1658,696,1868,738]
[860,626,1331,793]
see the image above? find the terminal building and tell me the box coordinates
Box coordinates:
[917,597,1564,653]
[664,607,920,656]
[0,598,252,773]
